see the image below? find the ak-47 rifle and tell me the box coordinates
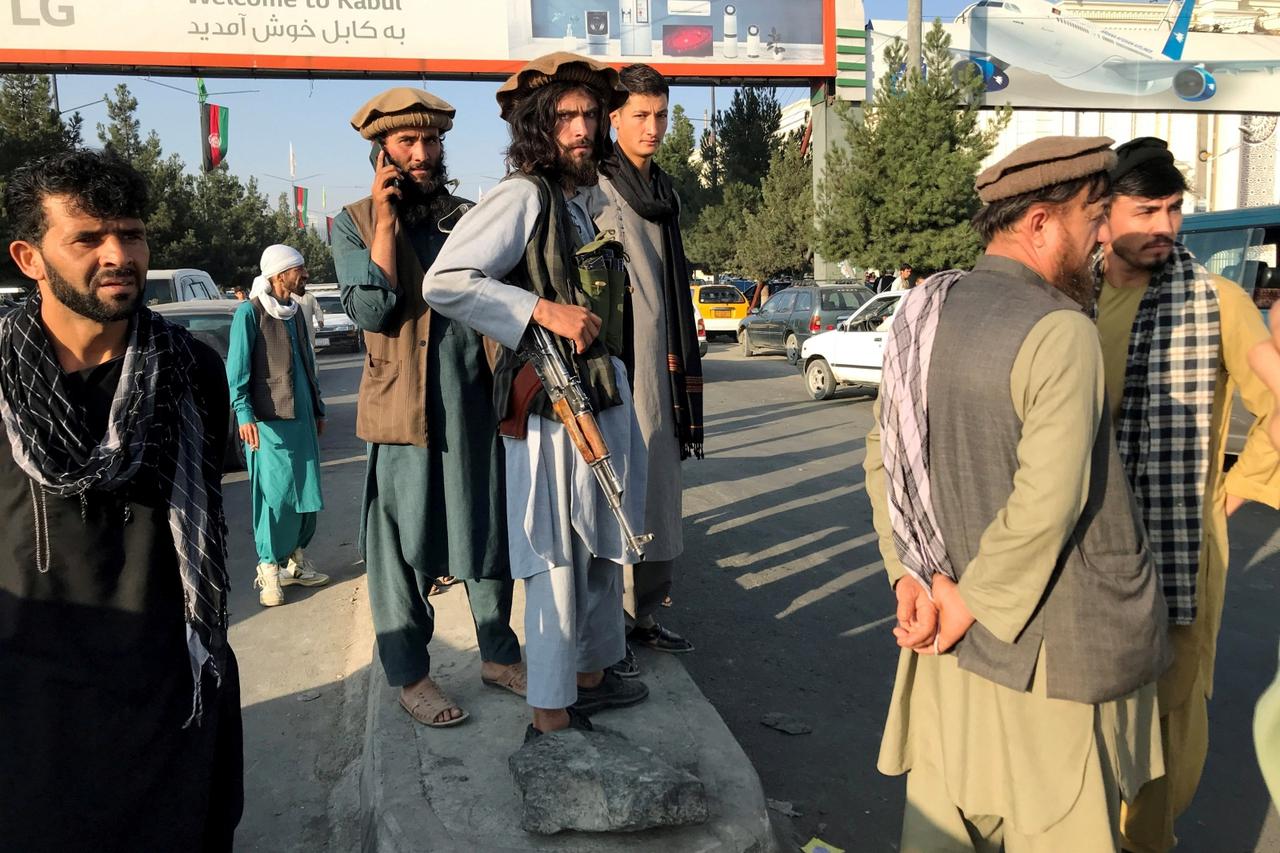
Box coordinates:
[520,324,653,558]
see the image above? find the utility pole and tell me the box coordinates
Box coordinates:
[906,0,922,78]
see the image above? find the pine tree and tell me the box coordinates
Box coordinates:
[684,182,760,275]
[736,133,814,282]
[717,86,781,189]
[655,104,707,223]
[816,20,1008,273]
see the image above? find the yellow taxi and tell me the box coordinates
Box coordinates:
[691,283,750,340]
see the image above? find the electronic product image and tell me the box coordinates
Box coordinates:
[668,0,711,14]
[662,24,713,57]
[746,23,761,57]
[620,0,652,56]
[722,3,738,58]
[586,9,609,56]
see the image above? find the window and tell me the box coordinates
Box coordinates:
[144,277,174,305]
[793,291,813,312]
[317,296,344,314]
[763,291,796,314]
[698,286,745,305]
[161,313,233,356]
[821,289,867,311]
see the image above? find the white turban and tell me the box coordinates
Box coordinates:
[249,244,306,318]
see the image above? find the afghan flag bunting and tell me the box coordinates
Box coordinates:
[294,186,309,229]
[200,102,229,172]
[325,216,334,243]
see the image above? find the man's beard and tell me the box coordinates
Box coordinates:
[397,153,450,227]
[1050,255,1098,312]
[47,261,141,323]
[558,144,598,188]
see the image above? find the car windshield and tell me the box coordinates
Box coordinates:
[821,288,868,311]
[698,287,745,304]
[160,313,233,357]
[316,295,344,314]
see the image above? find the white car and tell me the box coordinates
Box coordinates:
[311,289,361,352]
[693,302,708,357]
[798,291,905,400]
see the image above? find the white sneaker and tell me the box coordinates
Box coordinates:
[255,562,285,607]
[281,548,330,587]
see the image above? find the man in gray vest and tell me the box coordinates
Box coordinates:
[333,88,524,728]
[227,244,329,608]
[863,137,1170,849]
[595,64,701,675]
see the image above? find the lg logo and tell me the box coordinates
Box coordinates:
[10,0,75,26]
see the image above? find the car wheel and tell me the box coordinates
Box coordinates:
[805,358,837,400]
[785,333,800,365]
[698,341,708,357]
[739,329,756,357]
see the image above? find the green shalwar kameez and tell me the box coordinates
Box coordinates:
[332,209,516,687]
[226,301,325,565]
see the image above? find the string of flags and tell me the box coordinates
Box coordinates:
[197,79,229,172]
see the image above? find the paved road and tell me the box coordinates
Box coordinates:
[228,341,1280,852]
[675,342,1280,853]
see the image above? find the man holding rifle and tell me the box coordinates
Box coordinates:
[424,52,650,740]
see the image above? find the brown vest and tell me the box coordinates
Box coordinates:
[344,198,435,446]
[249,297,321,421]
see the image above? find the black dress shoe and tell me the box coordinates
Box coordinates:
[571,670,650,715]
[523,706,594,743]
[608,643,641,679]
[628,622,694,654]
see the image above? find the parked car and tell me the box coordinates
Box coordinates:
[693,303,708,357]
[144,268,223,306]
[692,283,750,340]
[150,300,246,471]
[311,290,361,353]
[738,283,874,363]
[798,290,905,400]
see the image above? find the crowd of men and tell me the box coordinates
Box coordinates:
[0,47,1277,852]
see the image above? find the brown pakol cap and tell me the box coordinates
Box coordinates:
[975,136,1117,203]
[495,51,628,121]
[350,87,455,140]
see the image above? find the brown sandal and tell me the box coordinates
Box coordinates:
[399,679,469,728]
[428,576,457,596]
[482,662,528,698]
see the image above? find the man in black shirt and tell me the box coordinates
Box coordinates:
[0,150,243,851]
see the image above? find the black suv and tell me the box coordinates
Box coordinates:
[738,282,874,363]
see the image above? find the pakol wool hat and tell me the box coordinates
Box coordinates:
[495,52,628,121]
[975,136,1116,203]
[350,87,455,140]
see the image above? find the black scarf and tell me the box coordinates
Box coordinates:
[603,142,704,459]
[0,293,230,725]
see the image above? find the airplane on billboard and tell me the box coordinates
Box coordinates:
[951,0,1280,102]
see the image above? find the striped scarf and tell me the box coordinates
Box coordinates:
[0,293,229,724]
[880,270,966,592]
[1101,243,1219,625]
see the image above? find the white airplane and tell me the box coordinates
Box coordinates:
[952,0,1280,102]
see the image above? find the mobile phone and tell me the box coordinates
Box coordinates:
[369,141,406,194]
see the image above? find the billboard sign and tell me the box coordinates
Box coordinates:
[865,0,1280,113]
[0,0,834,78]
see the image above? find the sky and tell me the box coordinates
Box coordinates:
[46,0,973,226]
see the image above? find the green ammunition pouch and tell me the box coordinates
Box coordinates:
[575,233,629,358]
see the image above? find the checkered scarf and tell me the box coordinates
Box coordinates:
[1100,243,1219,625]
[0,293,230,724]
[880,270,966,592]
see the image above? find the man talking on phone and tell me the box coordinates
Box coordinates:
[332,88,524,728]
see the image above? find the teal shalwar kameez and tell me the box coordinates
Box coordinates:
[332,209,517,687]
[226,301,325,565]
